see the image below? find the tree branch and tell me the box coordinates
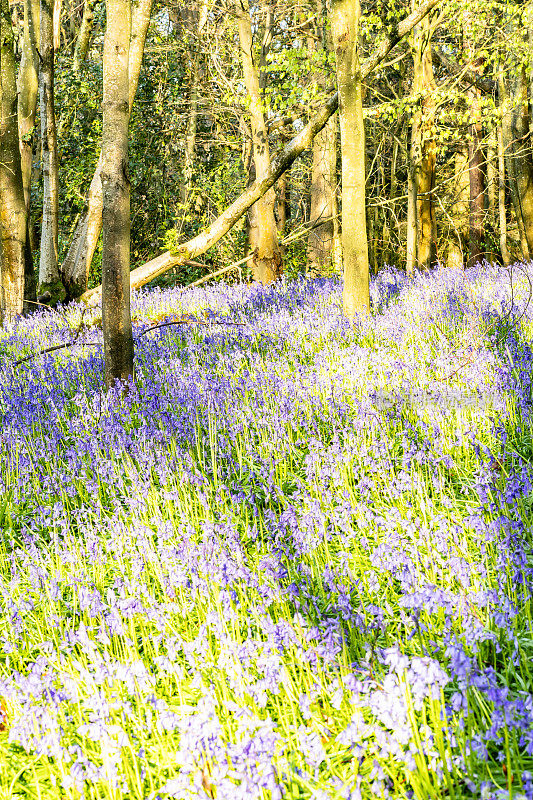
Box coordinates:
[432,46,495,95]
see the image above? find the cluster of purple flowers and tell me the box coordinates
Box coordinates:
[0,264,532,798]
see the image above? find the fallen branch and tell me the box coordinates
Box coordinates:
[10,306,93,366]
[10,317,247,366]
[137,317,246,338]
[80,0,444,308]
[12,341,101,367]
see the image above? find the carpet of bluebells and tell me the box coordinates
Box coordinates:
[1,264,533,800]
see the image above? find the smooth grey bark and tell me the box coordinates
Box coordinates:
[499,44,529,259]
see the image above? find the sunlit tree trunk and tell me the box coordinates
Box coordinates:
[275,170,290,252]
[0,0,27,319]
[307,117,338,275]
[236,0,282,283]
[73,0,94,73]
[499,57,529,260]
[406,152,417,274]
[330,0,369,317]
[486,126,498,261]
[101,0,133,388]
[178,0,208,207]
[39,0,65,302]
[307,0,339,275]
[446,143,469,268]
[62,0,152,297]
[18,0,39,304]
[465,43,486,269]
[497,120,510,267]
[468,108,486,267]
[410,11,437,270]
[510,64,533,258]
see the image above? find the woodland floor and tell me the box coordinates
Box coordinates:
[0,266,533,799]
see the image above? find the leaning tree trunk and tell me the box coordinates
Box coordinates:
[236,0,282,283]
[330,0,369,318]
[101,0,133,388]
[39,0,65,303]
[62,0,152,297]
[410,11,437,270]
[18,0,39,304]
[0,0,27,320]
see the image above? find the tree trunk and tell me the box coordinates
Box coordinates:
[275,169,290,259]
[468,108,486,267]
[236,0,282,283]
[406,152,417,274]
[410,11,437,270]
[330,0,369,318]
[499,57,529,260]
[0,0,27,319]
[62,0,152,297]
[497,120,510,267]
[510,64,533,258]
[178,0,208,207]
[307,116,338,274]
[307,0,338,276]
[487,128,497,230]
[80,0,442,306]
[446,143,470,269]
[39,0,65,302]
[101,0,133,388]
[18,0,39,305]
[73,0,94,72]
[276,171,290,235]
